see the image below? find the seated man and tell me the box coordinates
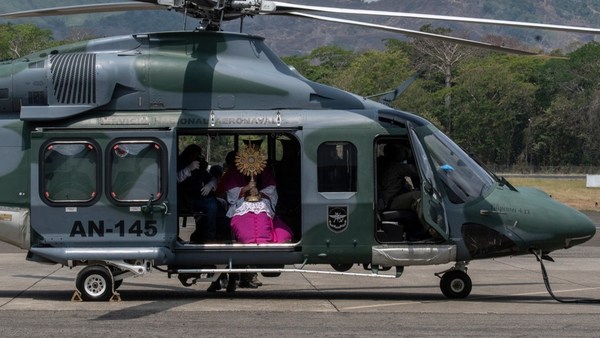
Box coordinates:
[378,142,420,211]
[377,142,425,240]
[222,146,293,244]
[207,145,293,292]
[177,144,218,243]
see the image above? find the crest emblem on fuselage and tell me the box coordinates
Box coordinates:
[327,206,348,233]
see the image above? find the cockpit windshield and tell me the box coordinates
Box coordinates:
[422,129,496,204]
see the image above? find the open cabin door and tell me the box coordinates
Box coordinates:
[409,127,449,240]
[30,129,175,253]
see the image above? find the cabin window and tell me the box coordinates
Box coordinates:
[317,142,357,192]
[41,141,99,204]
[109,140,165,203]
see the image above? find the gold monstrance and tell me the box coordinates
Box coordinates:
[235,145,267,202]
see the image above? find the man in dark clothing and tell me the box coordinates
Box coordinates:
[378,142,420,211]
[177,144,218,243]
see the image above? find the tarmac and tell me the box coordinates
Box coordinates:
[0,212,599,337]
[1,246,600,313]
[0,211,599,312]
[585,210,600,226]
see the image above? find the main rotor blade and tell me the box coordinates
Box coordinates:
[267,1,600,35]
[0,2,161,19]
[284,12,537,56]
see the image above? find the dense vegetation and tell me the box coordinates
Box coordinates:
[283,37,600,171]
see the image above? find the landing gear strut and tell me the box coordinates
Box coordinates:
[436,262,472,299]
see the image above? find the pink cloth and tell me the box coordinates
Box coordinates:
[222,163,292,243]
[231,213,292,244]
[273,217,293,243]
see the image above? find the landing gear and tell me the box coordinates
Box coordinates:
[436,262,472,299]
[72,260,150,301]
[75,265,115,302]
[439,270,472,299]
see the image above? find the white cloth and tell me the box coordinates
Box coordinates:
[226,185,278,218]
[177,161,200,183]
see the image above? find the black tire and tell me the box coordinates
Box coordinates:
[261,265,283,277]
[261,272,281,277]
[113,279,123,290]
[331,263,353,272]
[109,267,125,290]
[440,270,472,299]
[76,265,114,302]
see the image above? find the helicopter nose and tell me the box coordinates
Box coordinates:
[560,208,596,248]
[516,187,596,249]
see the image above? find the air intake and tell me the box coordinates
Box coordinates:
[50,54,96,104]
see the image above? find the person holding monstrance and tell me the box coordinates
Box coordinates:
[223,140,292,244]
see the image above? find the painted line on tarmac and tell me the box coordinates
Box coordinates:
[471,286,600,301]
[528,286,600,295]
[341,301,418,310]
[341,286,600,310]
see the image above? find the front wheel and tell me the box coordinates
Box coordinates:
[440,270,472,299]
[76,265,114,302]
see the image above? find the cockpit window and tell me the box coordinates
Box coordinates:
[423,130,495,204]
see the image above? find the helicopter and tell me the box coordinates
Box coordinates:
[0,0,597,301]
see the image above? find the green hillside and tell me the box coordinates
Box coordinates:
[1,0,599,55]
[0,0,181,40]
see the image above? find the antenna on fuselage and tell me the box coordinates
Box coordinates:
[365,71,422,106]
[183,0,188,30]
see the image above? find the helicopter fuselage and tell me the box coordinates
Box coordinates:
[0,30,594,299]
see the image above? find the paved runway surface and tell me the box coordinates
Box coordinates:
[0,212,600,337]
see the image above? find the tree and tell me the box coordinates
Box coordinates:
[331,47,413,97]
[410,25,479,132]
[282,46,354,85]
[531,42,600,166]
[62,27,97,44]
[449,55,541,165]
[0,23,54,59]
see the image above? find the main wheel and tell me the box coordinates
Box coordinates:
[331,263,353,272]
[440,270,472,299]
[76,265,114,302]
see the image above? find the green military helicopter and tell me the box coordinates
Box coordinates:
[0,1,597,301]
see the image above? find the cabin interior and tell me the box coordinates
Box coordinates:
[175,132,438,246]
